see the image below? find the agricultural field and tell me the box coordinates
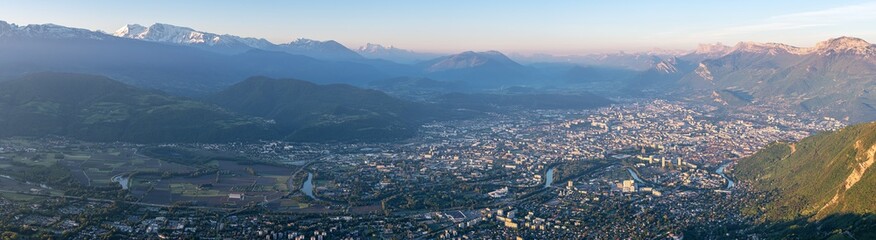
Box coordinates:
[0,139,300,209]
[132,160,293,207]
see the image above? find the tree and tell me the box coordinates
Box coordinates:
[1,232,17,240]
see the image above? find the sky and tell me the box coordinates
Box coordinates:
[2,0,876,55]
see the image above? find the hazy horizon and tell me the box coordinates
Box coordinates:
[2,0,876,55]
[4,2,876,239]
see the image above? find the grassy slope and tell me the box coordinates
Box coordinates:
[735,122,876,221]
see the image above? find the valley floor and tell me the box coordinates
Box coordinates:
[0,98,848,239]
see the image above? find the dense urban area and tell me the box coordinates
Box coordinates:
[0,98,844,239]
[4,2,876,239]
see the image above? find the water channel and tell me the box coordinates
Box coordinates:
[626,168,645,183]
[301,172,316,199]
[716,162,736,189]
[544,168,555,188]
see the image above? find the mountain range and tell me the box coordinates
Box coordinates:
[356,43,442,64]
[0,73,487,143]
[0,20,390,95]
[677,37,876,122]
[0,71,619,143]
[3,19,876,124]
[114,23,362,60]
[0,20,550,94]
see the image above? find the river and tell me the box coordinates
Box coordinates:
[716,162,736,189]
[301,172,316,199]
[626,168,645,183]
[544,168,555,188]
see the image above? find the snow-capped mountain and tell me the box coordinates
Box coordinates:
[0,20,389,94]
[356,43,442,64]
[113,23,272,54]
[0,20,109,40]
[114,23,362,60]
[358,43,399,54]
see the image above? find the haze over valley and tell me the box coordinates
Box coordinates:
[1,1,876,239]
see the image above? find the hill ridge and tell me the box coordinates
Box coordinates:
[735,122,876,221]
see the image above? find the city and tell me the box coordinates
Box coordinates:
[0,98,843,239]
[2,2,876,238]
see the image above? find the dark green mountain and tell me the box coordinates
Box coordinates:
[208,77,460,142]
[0,73,274,143]
[735,122,876,221]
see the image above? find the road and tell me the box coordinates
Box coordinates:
[0,189,235,211]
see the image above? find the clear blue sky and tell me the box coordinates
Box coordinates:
[2,0,876,54]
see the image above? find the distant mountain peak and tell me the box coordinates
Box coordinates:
[479,50,512,59]
[721,37,875,57]
[113,22,361,59]
[731,41,808,55]
[114,23,146,36]
[655,57,679,73]
[452,50,508,59]
[0,20,11,33]
[642,48,689,56]
[813,36,874,55]
[0,20,108,40]
[424,50,522,73]
[288,38,320,44]
[693,42,733,56]
[284,38,342,48]
[356,43,440,63]
[278,38,362,60]
[359,43,389,52]
[114,23,243,46]
[358,43,407,53]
